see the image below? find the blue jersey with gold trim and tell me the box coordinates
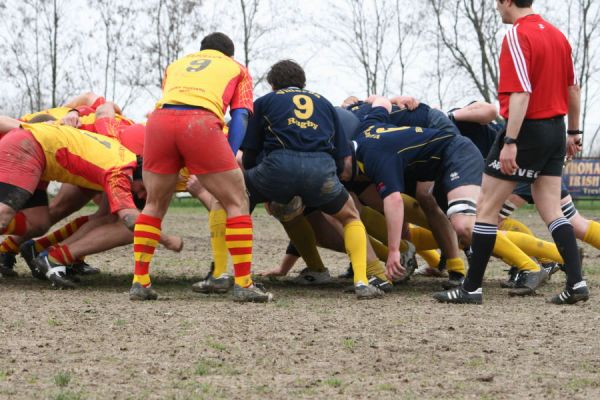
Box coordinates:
[355,107,455,198]
[243,88,350,159]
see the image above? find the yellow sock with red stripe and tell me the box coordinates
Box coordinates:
[344,220,368,286]
[583,220,600,250]
[499,217,534,236]
[133,214,161,287]
[493,232,540,272]
[503,231,564,263]
[226,215,254,288]
[34,215,90,252]
[1,212,27,235]
[0,236,20,255]
[417,250,442,268]
[47,245,75,265]
[209,209,229,278]
[408,225,439,251]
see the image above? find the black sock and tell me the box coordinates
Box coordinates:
[462,223,497,292]
[549,217,583,287]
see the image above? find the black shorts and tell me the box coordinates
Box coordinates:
[485,117,566,182]
[22,189,49,209]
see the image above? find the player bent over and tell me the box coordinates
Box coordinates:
[130,32,272,302]
[0,117,178,287]
[241,60,385,299]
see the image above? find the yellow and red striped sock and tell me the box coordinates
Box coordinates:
[0,236,20,255]
[1,212,27,235]
[225,215,253,288]
[133,214,161,288]
[47,245,75,265]
[34,215,90,252]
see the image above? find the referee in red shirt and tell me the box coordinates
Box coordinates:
[435,0,588,305]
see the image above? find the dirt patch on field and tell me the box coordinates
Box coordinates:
[1,208,599,399]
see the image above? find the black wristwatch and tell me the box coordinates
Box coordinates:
[503,136,518,145]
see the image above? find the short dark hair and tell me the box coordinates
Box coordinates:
[28,114,57,123]
[200,32,234,56]
[499,0,533,6]
[267,60,306,90]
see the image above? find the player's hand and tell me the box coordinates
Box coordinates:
[385,249,406,281]
[390,96,419,111]
[60,110,80,128]
[499,143,518,175]
[567,134,583,159]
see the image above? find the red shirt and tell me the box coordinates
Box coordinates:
[498,14,576,120]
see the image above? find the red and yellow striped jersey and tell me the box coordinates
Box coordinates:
[21,122,137,191]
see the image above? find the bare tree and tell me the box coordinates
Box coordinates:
[237,0,276,88]
[393,0,426,95]
[146,0,205,88]
[329,0,399,96]
[565,0,600,155]
[427,0,501,103]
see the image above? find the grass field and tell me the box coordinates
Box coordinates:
[0,207,599,399]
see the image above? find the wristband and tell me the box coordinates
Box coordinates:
[567,129,583,135]
[503,136,518,145]
[447,111,456,122]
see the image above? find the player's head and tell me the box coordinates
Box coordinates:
[28,114,56,123]
[200,32,234,56]
[496,0,533,23]
[267,60,306,90]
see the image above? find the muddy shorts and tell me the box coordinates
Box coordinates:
[143,108,238,175]
[245,149,349,215]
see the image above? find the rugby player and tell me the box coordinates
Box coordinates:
[241,60,385,299]
[130,32,272,302]
[0,116,177,287]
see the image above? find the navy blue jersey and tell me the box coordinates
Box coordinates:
[454,120,503,158]
[347,101,431,129]
[355,107,455,198]
[242,88,350,159]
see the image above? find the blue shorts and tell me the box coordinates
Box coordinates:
[245,149,349,215]
[438,135,484,194]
